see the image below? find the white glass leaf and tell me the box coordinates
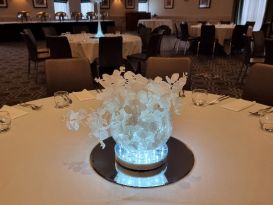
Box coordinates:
[171,73,179,83]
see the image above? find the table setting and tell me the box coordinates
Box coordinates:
[1,70,273,204]
[64,32,142,63]
[189,23,253,46]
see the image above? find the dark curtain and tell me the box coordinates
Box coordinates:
[264,0,273,22]
[81,0,90,2]
[139,0,148,3]
[232,0,244,24]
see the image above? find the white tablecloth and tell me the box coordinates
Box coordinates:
[138,19,174,33]
[66,33,142,63]
[0,92,273,205]
[189,24,253,46]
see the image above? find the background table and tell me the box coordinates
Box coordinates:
[138,19,174,33]
[0,92,273,205]
[67,33,142,63]
[190,24,253,46]
[0,20,115,42]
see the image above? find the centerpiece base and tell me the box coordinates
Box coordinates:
[90,137,194,188]
[114,144,168,171]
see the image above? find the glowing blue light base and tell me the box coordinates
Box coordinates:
[114,165,168,188]
[114,144,168,170]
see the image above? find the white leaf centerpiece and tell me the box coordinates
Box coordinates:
[89,70,187,170]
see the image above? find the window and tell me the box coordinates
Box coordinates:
[81,2,94,18]
[239,0,267,31]
[138,1,149,12]
[54,2,71,19]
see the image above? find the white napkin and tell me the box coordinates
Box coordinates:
[221,99,256,112]
[0,105,28,119]
[73,89,97,101]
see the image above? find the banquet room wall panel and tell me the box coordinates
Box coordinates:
[0,0,55,21]
[149,0,234,23]
[0,0,136,21]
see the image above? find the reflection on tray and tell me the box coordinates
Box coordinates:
[114,163,168,188]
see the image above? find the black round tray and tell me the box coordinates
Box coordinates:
[90,137,195,188]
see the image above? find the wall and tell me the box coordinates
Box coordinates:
[149,0,234,23]
[0,0,234,28]
[0,0,137,21]
[0,0,54,21]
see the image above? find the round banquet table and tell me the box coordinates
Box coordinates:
[0,91,273,205]
[189,24,253,46]
[66,33,142,63]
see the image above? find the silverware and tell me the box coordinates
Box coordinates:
[249,106,272,116]
[20,103,43,110]
[207,95,229,105]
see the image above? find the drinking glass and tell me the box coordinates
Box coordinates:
[0,111,11,133]
[54,91,70,108]
[192,89,208,106]
[259,112,273,132]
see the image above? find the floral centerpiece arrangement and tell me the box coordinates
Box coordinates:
[88,70,187,170]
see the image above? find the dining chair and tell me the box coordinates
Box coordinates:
[179,22,197,55]
[242,63,273,106]
[127,33,163,75]
[21,32,50,82]
[23,29,50,54]
[230,25,248,54]
[245,21,255,27]
[42,26,57,38]
[46,36,72,59]
[196,25,216,57]
[139,27,152,54]
[146,57,192,90]
[45,58,94,96]
[97,36,124,76]
[264,38,273,65]
[137,23,146,34]
[237,35,264,84]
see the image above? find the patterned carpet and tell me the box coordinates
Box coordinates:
[0,41,243,107]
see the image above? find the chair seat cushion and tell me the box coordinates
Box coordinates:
[37,48,50,53]
[37,52,50,59]
[250,57,265,64]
